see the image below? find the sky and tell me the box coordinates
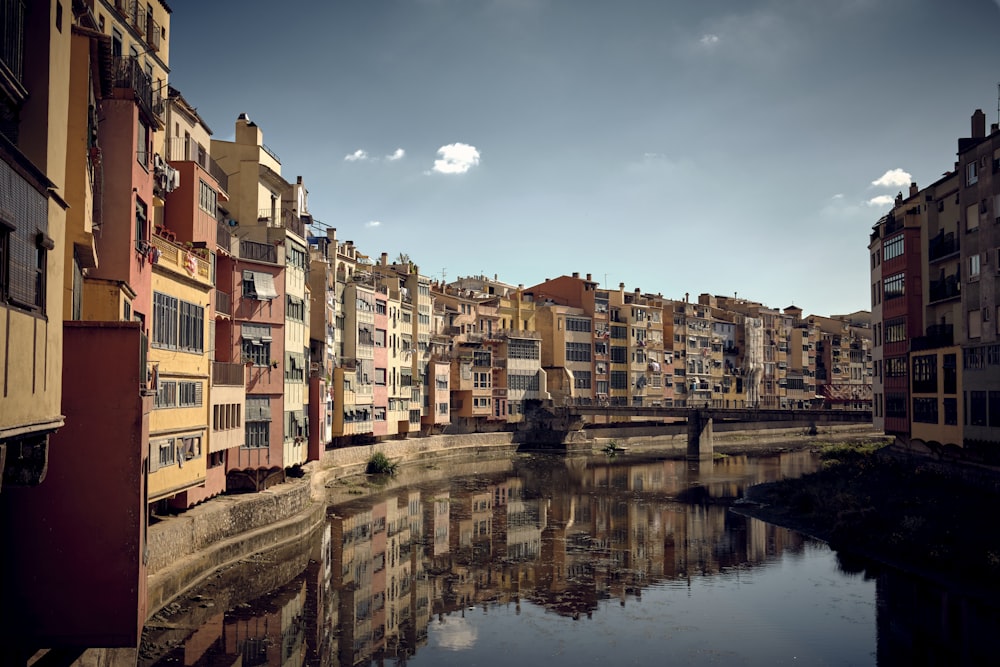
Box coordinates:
[165,0,1000,317]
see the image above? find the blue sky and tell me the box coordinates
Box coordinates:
[166,0,1000,316]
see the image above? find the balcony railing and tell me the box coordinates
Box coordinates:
[111,55,154,123]
[217,222,234,252]
[911,324,954,352]
[212,361,245,387]
[928,231,959,263]
[239,239,277,264]
[929,274,960,303]
[215,289,232,317]
[165,137,228,192]
[1,0,25,93]
[255,208,305,238]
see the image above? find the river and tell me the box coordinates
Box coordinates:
[139,449,1000,666]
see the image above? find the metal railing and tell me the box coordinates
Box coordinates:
[929,274,960,303]
[212,361,245,387]
[1,0,25,88]
[164,137,228,192]
[111,56,154,122]
[215,289,232,316]
[239,239,277,264]
[928,232,959,262]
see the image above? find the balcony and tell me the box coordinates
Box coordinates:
[0,0,26,106]
[212,362,244,387]
[257,208,305,238]
[165,137,228,192]
[929,274,960,303]
[928,231,959,263]
[111,55,155,124]
[215,289,232,317]
[911,324,954,352]
[217,222,234,252]
[150,235,210,281]
[239,239,277,264]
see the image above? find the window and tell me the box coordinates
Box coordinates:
[969,309,982,339]
[241,324,272,368]
[911,355,937,393]
[375,368,387,385]
[375,328,386,347]
[135,198,148,251]
[610,325,627,339]
[969,253,981,280]
[610,371,628,389]
[967,202,980,232]
[573,371,592,389]
[509,373,539,391]
[884,318,906,343]
[149,438,175,472]
[968,391,987,426]
[566,317,591,332]
[967,160,978,186]
[508,339,540,359]
[242,270,278,300]
[0,161,50,314]
[137,120,149,167]
[244,397,271,448]
[943,354,957,394]
[178,381,202,407]
[944,398,958,425]
[912,397,938,424]
[883,273,904,300]
[473,371,490,388]
[883,235,903,261]
[610,346,627,363]
[198,180,217,214]
[155,380,176,408]
[152,292,204,352]
[286,295,305,321]
[565,342,591,362]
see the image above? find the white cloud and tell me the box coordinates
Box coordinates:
[831,193,844,200]
[871,168,912,188]
[386,148,405,161]
[365,220,382,228]
[867,195,895,207]
[699,33,720,47]
[344,149,370,162]
[432,143,481,175]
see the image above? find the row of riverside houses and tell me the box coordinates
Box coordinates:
[869,109,1000,461]
[0,0,873,656]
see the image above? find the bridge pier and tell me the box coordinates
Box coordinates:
[687,410,714,460]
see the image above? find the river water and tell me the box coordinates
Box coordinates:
[140,449,1000,666]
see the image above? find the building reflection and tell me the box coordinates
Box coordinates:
[145,452,998,666]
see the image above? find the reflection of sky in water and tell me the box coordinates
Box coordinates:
[432,615,478,651]
[414,542,875,666]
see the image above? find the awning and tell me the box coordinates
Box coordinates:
[243,270,278,300]
[242,323,272,343]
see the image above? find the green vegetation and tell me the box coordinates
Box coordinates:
[365,451,398,476]
[745,443,1000,588]
[602,440,623,457]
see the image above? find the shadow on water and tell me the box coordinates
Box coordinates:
[139,449,1000,667]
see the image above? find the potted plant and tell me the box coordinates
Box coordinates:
[270,360,279,369]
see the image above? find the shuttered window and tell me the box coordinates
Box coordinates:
[0,157,50,313]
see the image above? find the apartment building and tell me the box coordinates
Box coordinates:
[535,304,594,406]
[212,115,310,471]
[955,110,1000,455]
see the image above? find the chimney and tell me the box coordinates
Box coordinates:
[685,292,689,303]
[635,288,641,295]
[992,123,999,134]
[572,272,580,279]
[909,182,918,197]
[380,252,388,266]
[586,273,592,281]
[972,109,986,139]
[297,175,303,184]
[235,113,262,147]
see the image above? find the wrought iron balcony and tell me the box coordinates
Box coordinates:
[111,56,154,123]
[928,231,959,263]
[1,0,26,99]
[929,274,960,303]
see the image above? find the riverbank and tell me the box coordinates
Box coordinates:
[736,442,1000,597]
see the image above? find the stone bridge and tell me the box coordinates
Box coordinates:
[550,406,873,459]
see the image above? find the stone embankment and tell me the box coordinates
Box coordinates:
[146,424,882,618]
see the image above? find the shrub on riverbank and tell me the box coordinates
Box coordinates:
[366,451,398,475]
[745,444,1000,588]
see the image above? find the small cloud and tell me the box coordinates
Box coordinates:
[867,195,895,207]
[386,148,405,161]
[871,168,911,188]
[365,220,382,228]
[432,143,481,175]
[831,193,844,200]
[699,33,720,47]
[344,149,370,162]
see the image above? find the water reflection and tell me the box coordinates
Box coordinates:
[141,451,1000,666]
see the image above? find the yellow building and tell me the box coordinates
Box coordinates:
[0,0,70,487]
[147,235,212,508]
